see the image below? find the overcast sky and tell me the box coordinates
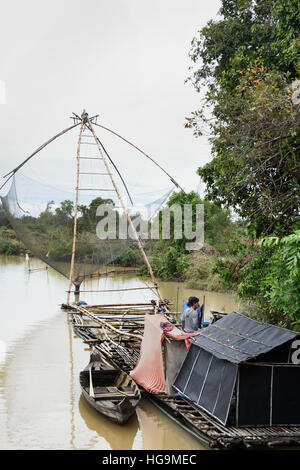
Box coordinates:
[0,0,221,201]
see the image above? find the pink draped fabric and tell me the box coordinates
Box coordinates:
[130,314,198,393]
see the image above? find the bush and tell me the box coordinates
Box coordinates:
[215,228,300,330]
[151,242,190,280]
[0,237,26,255]
[115,247,143,267]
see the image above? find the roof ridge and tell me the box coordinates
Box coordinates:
[230,311,298,335]
[209,322,273,348]
[196,329,264,358]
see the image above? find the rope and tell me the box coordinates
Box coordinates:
[1,122,81,191]
[93,122,184,192]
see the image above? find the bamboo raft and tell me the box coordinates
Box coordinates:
[65,301,176,371]
[148,394,300,450]
[66,303,300,450]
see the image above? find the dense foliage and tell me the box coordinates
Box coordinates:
[149,190,237,280]
[0,204,26,255]
[215,229,300,329]
[187,0,299,94]
[0,197,136,267]
[186,0,300,328]
[187,66,300,236]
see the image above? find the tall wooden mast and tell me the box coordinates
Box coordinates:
[86,112,163,302]
[66,116,85,304]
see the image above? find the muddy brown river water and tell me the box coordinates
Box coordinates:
[0,255,238,450]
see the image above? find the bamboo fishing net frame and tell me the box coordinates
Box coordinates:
[86,114,164,303]
[1,110,182,308]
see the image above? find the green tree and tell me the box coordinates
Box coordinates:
[188,0,299,94]
[55,200,74,225]
[259,230,300,328]
[186,0,300,235]
[149,191,235,280]
[162,190,234,251]
[185,0,300,328]
[77,197,114,232]
[215,229,300,329]
[191,67,300,236]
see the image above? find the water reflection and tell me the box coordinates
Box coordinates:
[78,394,139,450]
[136,400,205,450]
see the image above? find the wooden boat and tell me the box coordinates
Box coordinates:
[79,352,141,424]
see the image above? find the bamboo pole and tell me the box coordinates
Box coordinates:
[76,304,143,340]
[74,324,144,329]
[65,308,152,315]
[68,286,157,293]
[81,317,145,323]
[82,312,151,316]
[66,117,85,304]
[101,326,128,352]
[83,302,160,307]
[86,114,164,302]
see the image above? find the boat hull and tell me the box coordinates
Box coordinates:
[79,353,141,425]
[81,387,137,424]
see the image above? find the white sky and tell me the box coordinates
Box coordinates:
[0,0,221,199]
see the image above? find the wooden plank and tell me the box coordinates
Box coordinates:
[84,303,158,307]
[84,339,101,343]
[93,392,136,399]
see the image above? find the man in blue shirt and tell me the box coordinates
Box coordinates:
[182,296,203,332]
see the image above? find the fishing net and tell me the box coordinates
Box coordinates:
[1,116,178,288]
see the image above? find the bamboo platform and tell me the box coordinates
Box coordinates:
[66,304,300,450]
[66,301,175,371]
[148,394,300,449]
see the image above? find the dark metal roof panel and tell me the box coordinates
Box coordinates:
[190,312,299,364]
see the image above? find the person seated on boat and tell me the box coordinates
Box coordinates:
[182,296,201,333]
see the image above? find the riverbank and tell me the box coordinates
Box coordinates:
[0,228,27,255]
[182,245,226,293]
[139,243,230,294]
[0,228,230,295]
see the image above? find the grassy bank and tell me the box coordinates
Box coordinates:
[138,242,229,293]
[0,228,27,255]
[183,245,227,292]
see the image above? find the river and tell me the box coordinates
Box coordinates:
[0,254,238,450]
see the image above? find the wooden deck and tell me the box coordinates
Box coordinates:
[67,302,156,370]
[148,394,300,449]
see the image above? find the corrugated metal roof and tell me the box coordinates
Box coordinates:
[190,312,299,364]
